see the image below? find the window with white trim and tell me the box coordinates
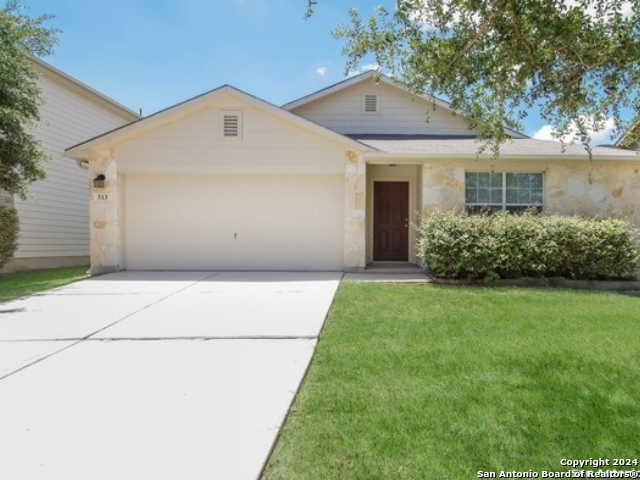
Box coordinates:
[363,93,379,114]
[465,172,544,213]
[222,111,242,139]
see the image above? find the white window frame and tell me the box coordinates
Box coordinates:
[221,110,242,140]
[362,93,380,115]
[465,171,545,212]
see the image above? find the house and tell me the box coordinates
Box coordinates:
[616,118,639,150]
[0,57,139,272]
[65,72,640,275]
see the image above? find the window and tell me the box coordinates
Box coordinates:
[465,172,544,213]
[221,111,242,139]
[363,94,379,114]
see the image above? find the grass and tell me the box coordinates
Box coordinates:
[0,267,89,303]
[264,283,640,480]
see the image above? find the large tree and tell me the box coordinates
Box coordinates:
[0,0,58,198]
[307,0,640,156]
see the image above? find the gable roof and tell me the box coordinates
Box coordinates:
[66,84,375,160]
[31,56,139,121]
[282,71,528,140]
[615,117,639,148]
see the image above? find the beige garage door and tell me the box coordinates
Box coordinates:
[122,174,345,270]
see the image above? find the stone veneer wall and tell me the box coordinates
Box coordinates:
[546,163,640,225]
[420,161,640,229]
[344,149,367,269]
[88,149,121,275]
[420,163,466,216]
[88,147,369,273]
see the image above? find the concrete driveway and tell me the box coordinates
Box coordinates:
[0,271,341,480]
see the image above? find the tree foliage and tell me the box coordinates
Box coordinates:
[0,202,19,268]
[307,0,640,156]
[0,0,58,198]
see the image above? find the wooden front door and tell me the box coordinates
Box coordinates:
[373,181,409,261]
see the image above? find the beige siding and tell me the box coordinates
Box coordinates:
[117,96,347,175]
[122,174,345,271]
[111,94,351,271]
[291,81,480,136]
[12,65,135,261]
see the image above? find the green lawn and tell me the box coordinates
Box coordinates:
[264,283,640,480]
[0,267,89,303]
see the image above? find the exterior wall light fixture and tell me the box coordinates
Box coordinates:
[93,174,106,189]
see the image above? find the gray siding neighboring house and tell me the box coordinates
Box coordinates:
[1,57,138,273]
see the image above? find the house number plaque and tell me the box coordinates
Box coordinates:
[94,193,109,201]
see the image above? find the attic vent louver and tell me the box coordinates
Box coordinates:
[364,94,379,114]
[224,115,239,137]
[222,111,242,139]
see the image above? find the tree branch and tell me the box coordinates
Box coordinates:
[456,10,499,60]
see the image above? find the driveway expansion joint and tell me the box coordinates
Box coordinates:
[0,308,26,314]
[86,335,319,341]
[80,271,222,341]
[1,335,318,342]
[0,271,341,480]
[0,271,222,382]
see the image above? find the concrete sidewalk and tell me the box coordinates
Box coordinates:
[344,263,430,283]
[0,271,341,480]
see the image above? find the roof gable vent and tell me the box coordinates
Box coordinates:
[222,111,242,139]
[363,94,379,114]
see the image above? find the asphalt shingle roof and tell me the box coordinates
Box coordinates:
[348,134,639,158]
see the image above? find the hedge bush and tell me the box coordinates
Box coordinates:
[417,211,639,280]
[0,203,19,269]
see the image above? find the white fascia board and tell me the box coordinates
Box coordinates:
[283,70,527,140]
[229,87,377,153]
[364,152,640,163]
[282,71,378,110]
[31,56,139,120]
[66,86,233,159]
[66,85,375,160]
[283,71,455,112]
[615,118,639,147]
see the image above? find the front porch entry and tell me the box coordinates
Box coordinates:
[373,181,409,261]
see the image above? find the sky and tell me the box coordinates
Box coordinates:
[21,0,625,144]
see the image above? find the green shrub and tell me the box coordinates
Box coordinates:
[0,203,19,269]
[417,211,639,280]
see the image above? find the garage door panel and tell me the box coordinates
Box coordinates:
[123,175,344,270]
